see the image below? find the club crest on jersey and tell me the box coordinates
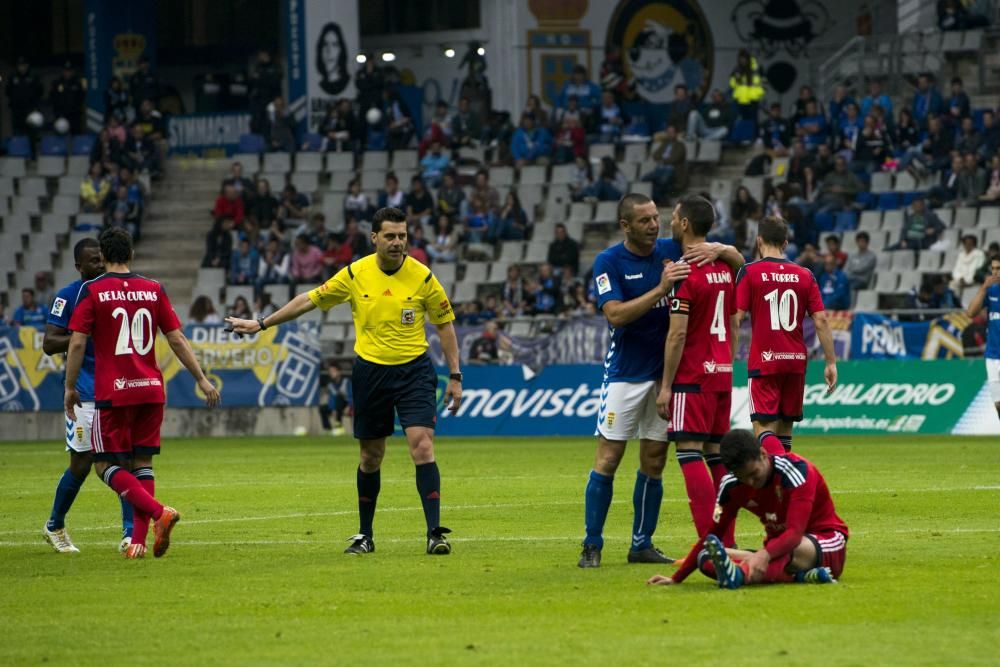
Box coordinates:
[762,350,775,362]
[50,297,67,317]
[75,425,84,442]
[401,308,415,325]
[595,272,611,295]
[607,412,615,427]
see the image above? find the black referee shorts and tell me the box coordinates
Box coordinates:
[351,353,438,440]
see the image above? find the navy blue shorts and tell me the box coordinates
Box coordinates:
[351,354,438,440]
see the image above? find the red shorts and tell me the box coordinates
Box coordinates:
[91,404,164,462]
[748,374,806,422]
[668,390,731,443]
[808,530,848,578]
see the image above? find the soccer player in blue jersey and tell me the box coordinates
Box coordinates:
[967,256,1000,419]
[579,193,745,567]
[42,238,133,553]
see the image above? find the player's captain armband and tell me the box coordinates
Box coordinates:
[51,297,67,317]
[670,297,690,314]
[595,273,612,295]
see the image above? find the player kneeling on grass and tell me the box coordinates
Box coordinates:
[647,429,848,588]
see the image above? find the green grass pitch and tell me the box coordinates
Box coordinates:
[1,435,998,665]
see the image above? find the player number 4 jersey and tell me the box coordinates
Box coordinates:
[68,272,181,407]
[735,258,825,377]
[669,259,735,391]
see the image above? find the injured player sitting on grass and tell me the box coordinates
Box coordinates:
[647,429,849,588]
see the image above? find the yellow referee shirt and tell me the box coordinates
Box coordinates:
[308,255,455,365]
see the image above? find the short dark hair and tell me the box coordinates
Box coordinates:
[962,234,978,246]
[372,207,406,232]
[618,193,653,223]
[720,429,762,472]
[677,195,715,237]
[758,216,789,247]
[855,231,870,243]
[73,237,100,263]
[826,235,841,246]
[98,227,133,264]
[22,287,34,296]
[951,76,963,86]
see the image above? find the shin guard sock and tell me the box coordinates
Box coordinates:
[584,470,613,549]
[47,468,86,531]
[101,466,163,520]
[676,449,715,538]
[759,431,786,456]
[131,467,155,546]
[630,470,663,551]
[705,453,736,547]
[415,462,441,536]
[778,435,792,452]
[357,467,381,537]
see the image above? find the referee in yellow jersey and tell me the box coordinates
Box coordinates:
[226,207,463,555]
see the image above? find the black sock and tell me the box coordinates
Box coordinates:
[415,461,441,536]
[778,435,792,452]
[357,467,380,537]
[704,453,722,468]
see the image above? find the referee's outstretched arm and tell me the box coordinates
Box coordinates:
[227,291,316,335]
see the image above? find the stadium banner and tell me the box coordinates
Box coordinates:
[0,323,320,411]
[166,112,253,156]
[850,313,930,359]
[283,0,359,131]
[432,360,992,437]
[83,0,157,131]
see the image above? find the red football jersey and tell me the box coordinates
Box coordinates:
[734,257,824,376]
[669,259,735,392]
[673,442,849,583]
[68,272,181,407]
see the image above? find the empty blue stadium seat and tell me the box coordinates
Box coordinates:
[834,210,858,231]
[300,132,323,151]
[39,134,69,156]
[877,192,901,210]
[71,134,96,155]
[815,211,835,231]
[7,135,31,157]
[901,191,926,206]
[855,192,876,209]
[973,108,988,132]
[238,133,266,154]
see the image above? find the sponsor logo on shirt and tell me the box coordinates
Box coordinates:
[113,377,162,391]
[761,350,805,362]
[595,273,611,295]
[703,361,732,374]
[50,297,67,317]
[624,273,644,280]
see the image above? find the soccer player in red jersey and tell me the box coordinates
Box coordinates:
[647,429,848,588]
[656,196,739,540]
[63,228,220,559]
[734,217,837,454]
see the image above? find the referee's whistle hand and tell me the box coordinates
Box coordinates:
[225,316,259,335]
[445,380,463,412]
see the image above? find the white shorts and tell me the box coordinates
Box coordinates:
[65,402,95,453]
[988,358,1000,403]
[595,381,670,442]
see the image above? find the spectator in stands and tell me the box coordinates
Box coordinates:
[257,238,291,287]
[489,191,530,241]
[376,173,405,210]
[277,184,310,226]
[930,154,965,206]
[342,216,372,259]
[947,77,971,127]
[319,98,360,153]
[828,85,855,134]
[480,295,499,320]
[502,265,527,316]
[553,115,586,164]
[823,235,847,268]
[784,139,811,185]
[455,301,484,325]
[980,111,1000,158]
[914,115,954,177]
[846,231,877,289]
[106,185,140,237]
[893,196,945,250]
[104,75,129,123]
[123,122,156,174]
[523,94,550,129]
[427,215,460,263]
[730,185,762,252]
[451,96,482,148]
[419,100,452,157]
[569,155,594,202]
[557,65,601,118]
[229,238,259,285]
[382,88,415,151]
[511,113,552,167]
[852,114,890,176]
[667,84,695,133]
[255,292,277,319]
[188,296,222,325]
[599,47,630,100]
[290,234,324,283]
[344,179,372,222]
[90,127,123,169]
[796,99,828,151]
[729,49,764,122]
[80,163,110,213]
[861,79,893,120]
[547,223,580,275]
[6,56,43,136]
[135,98,165,141]
[957,152,988,205]
[420,140,451,187]
[793,86,817,125]
[687,88,732,141]
[249,50,283,135]
[817,254,851,310]
[796,242,822,275]
[249,178,280,230]
[956,117,983,156]
[912,74,943,127]
[202,218,234,269]
[981,153,1000,203]
[758,102,792,156]
[597,90,625,143]
[0,303,8,327]
[128,56,160,115]
[817,156,862,212]
[229,296,253,320]
[436,169,466,222]
[469,320,502,365]
[977,242,1000,281]
[295,212,331,249]
[354,55,385,118]
[213,183,245,227]
[642,125,687,202]
[472,169,501,214]
[930,275,961,308]
[32,272,53,310]
[405,175,434,232]
[951,234,987,292]
[465,195,492,243]
[49,61,84,134]
[265,96,297,153]
[528,263,561,315]
[582,156,627,202]
[320,234,352,278]
[836,102,862,153]
[222,162,256,206]
[552,94,584,131]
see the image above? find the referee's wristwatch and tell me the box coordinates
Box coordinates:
[257,316,268,332]
[449,372,463,382]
